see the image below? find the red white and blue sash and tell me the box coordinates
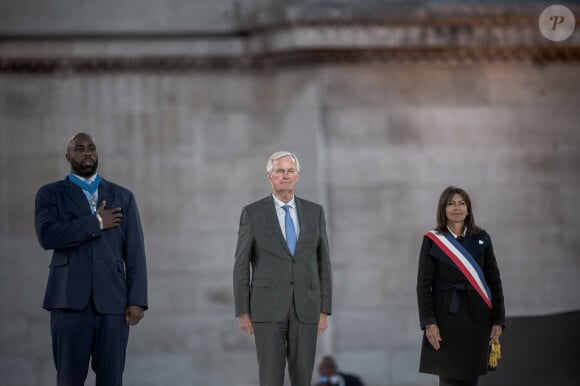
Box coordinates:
[425,230,492,309]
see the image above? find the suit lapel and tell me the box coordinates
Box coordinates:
[98,179,116,209]
[294,196,308,254]
[62,177,92,215]
[461,234,488,261]
[63,176,117,215]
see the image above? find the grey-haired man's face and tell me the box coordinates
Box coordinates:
[267,156,299,195]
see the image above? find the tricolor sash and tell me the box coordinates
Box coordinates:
[425,230,492,309]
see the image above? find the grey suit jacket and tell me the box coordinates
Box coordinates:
[233,195,332,324]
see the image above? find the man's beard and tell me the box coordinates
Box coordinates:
[71,158,98,178]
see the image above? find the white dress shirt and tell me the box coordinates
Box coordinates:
[272,194,300,240]
[447,225,467,238]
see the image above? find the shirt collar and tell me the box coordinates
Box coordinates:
[272,194,296,209]
[71,172,98,184]
[447,225,467,238]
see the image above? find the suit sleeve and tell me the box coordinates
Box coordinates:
[35,184,102,250]
[317,206,332,315]
[123,193,148,310]
[233,207,253,317]
[416,236,437,329]
[483,238,506,328]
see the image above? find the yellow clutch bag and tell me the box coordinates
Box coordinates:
[488,342,501,370]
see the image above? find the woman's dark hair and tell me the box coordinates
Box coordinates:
[435,186,482,235]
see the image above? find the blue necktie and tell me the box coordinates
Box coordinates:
[282,205,297,255]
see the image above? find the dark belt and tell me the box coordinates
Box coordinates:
[433,282,475,314]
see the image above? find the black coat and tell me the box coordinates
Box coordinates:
[416,230,505,381]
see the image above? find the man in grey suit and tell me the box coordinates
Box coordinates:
[233,151,332,386]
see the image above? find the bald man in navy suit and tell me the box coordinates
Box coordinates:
[35,133,148,386]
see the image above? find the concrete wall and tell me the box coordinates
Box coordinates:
[1,1,580,385]
[0,0,261,34]
[1,60,579,386]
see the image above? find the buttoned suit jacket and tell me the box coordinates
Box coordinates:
[35,176,148,314]
[233,195,332,324]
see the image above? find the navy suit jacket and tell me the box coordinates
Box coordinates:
[35,176,148,314]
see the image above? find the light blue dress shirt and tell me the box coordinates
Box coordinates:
[272,194,300,240]
[72,173,99,213]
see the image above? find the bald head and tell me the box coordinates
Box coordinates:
[318,355,338,377]
[67,133,95,154]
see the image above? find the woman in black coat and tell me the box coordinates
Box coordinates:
[416,186,505,386]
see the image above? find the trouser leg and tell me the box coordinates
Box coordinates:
[287,300,318,386]
[253,319,288,386]
[91,311,129,386]
[51,307,93,386]
[439,376,479,386]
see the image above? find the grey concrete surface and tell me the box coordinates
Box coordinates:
[1,61,579,386]
[1,1,580,386]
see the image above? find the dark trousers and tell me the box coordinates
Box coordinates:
[50,302,129,386]
[439,376,479,386]
[252,299,318,386]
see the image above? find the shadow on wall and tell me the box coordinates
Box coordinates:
[480,310,580,386]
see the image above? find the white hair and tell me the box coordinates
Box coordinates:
[266,151,300,174]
